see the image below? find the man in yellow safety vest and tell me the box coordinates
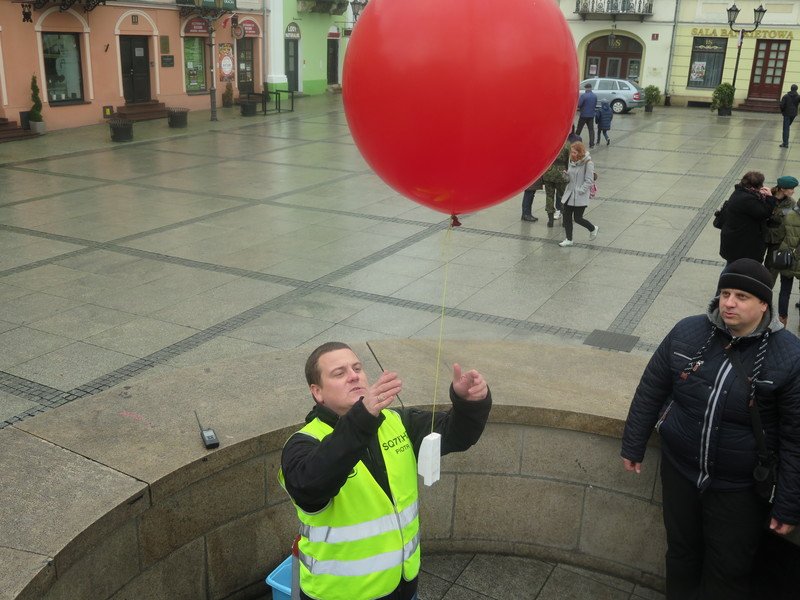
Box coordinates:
[280,341,492,600]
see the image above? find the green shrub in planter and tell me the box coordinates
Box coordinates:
[711,83,735,115]
[29,75,43,123]
[643,85,662,108]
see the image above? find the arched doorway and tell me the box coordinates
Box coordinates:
[584,35,643,83]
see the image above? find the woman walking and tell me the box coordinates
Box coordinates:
[558,142,598,247]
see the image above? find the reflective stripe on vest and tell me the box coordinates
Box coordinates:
[299,532,420,577]
[299,500,419,543]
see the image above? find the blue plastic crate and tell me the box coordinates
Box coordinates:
[265,555,292,600]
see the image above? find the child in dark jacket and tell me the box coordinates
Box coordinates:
[595,101,613,146]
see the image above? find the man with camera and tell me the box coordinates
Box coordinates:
[620,259,800,600]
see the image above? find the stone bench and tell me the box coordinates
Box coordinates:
[3,339,791,599]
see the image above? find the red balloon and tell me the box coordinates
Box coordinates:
[343,0,578,216]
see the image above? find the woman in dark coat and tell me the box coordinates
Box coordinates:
[719,171,777,264]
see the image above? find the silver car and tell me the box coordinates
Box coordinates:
[579,78,645,114]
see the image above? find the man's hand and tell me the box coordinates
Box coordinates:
[452,364,488,401]
[770,518,796,536]
[363,371,403,417]
[622,458,642,474]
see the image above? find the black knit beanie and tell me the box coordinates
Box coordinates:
[718,258,774,305]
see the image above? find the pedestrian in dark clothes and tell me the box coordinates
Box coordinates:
[779,84,800,148]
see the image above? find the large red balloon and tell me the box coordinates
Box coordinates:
[343,0,578,216]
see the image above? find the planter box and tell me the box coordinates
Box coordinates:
[29,120,46,134]
[109,118,133,142]
[167,107,189,128]
[717,107,732,116]
[240,101,258,117]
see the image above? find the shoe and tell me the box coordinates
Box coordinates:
[780,144,789,148]
[589,144,595,149]
[558,239,573,247]
[779,315,788,327]
[547,216,554,228]
[554,210,562,220]
[590,226,599,240]
[521,215,538,222]
[606,138,611,146]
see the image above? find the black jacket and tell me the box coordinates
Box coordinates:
[781,90,800,117]
[282,386,492,600]
[719,185,777,262]
[621,308,800,526]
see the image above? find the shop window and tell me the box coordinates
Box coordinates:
[687,37,728,89]
[42,33,84,103]
[184,36,206,92]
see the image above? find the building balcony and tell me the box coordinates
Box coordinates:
[297,0,349,15]
[575,0,654,21]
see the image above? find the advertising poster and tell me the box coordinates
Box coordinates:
[184,37,206,92]
[219,43,235,82]
[690,61,707,82]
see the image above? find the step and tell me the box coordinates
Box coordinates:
[112,110,169,122]
[0,120,19,130]
[0,129,39,142]
[737,99,780,113]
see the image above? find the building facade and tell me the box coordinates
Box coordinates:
[666,0,800,108]
[0,0,355,130]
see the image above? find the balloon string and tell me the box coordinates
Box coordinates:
[431,223,453,433]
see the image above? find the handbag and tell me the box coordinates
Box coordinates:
[722,340,779,503]
[771,248,795,270]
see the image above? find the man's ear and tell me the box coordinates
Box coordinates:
[310,384,323,404]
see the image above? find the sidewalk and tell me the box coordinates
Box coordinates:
[0,97,794,428]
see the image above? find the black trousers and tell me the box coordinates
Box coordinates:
[752,529,800,599]
[576,116,595,147]
[660,457,769,600]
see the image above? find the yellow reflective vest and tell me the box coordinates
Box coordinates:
[279,409,421,600]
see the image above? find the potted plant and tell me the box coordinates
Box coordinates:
[643,85,661,113]
[222,82,233,108]
[711,82,735,116]
[29,74,46,134]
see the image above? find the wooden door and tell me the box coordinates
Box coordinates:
[237,38,254,94]
[327,39,339,85]
[748,40,789,100]
[120,36,150,103]
[285,39,299,92]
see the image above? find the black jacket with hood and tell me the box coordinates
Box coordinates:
[621,301,800,526]
[719,184,777,262]
[781,89,800,118]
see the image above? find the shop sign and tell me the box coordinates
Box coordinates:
[161,55,175,67]
[242,19,260,37]
[219,43,235,82]
[285,22,301,39]
[691,27,794,40]
[185,17,209,35]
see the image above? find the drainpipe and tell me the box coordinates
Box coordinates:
[262,0,269,91]
[663,0,681,106]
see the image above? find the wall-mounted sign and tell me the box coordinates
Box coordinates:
[691,27,794,40]
[285,22,301,40]
[161,55,175,67]
[241,19,260,37]
[219,43,235,82]
[177,0,236,10]
[185,17,210,35]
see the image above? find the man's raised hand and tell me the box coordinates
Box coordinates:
[363,371,403,416]
[452,363,488,401]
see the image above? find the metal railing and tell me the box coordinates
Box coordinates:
[575,0,654,16]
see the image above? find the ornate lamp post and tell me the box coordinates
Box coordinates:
[727,3,767,94]
[351,0,367,23]
[180,0,229,121]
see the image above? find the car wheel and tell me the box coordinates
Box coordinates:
[611,99,626,114]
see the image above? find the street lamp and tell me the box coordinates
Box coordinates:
[351,0,367,23]
[189,0,226,121]
[727,3,767,95]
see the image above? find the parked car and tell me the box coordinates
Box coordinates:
[578,78,645,114]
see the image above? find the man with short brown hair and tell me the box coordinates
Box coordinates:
[281,342,492,600]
